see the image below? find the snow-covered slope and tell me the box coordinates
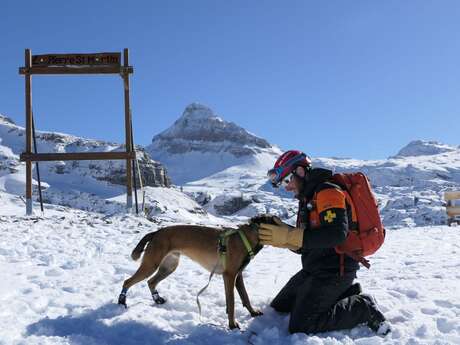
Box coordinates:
[1,197,459,345]
[146,103,282,185]
[2,109,460,344]
[0,114,172,213]
[314,141,460,227]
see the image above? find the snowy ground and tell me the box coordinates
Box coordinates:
[1,201,460,345]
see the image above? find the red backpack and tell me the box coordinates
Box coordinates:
[331,172,385,271]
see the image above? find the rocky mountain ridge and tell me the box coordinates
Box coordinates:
[2,108,459,229]
[146,103,282,184]
[0,114,170,190]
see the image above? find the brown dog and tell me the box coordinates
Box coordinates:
[117,215,278,329]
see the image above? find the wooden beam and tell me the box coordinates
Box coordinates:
[20,152,135,162]
[19,66,133,75]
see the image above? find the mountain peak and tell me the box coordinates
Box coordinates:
[181,103,220,121]
[395,140,457,157]
[153,103,270,149]
[147,104,279,184]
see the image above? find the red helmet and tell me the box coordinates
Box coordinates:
[268,150,312,187]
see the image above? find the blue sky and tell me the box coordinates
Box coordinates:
[1,1,459,160]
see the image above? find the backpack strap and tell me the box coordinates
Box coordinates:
[348,252,371,269]
[340,253,344,277]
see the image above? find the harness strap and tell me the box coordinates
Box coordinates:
[237,230,255,260]
[218,229,237,270]
[196,227,257,319]
[196,261,219,320]
[218,228,255,270]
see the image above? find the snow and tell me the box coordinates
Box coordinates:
[2,106,460,344]
[1,197,460,344]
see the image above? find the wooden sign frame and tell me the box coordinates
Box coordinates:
[19,49,135,215]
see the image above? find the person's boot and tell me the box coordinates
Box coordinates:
[337,283,362,301]
[361,294,391,336]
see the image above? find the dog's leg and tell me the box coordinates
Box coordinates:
[235,273,263,317]
[147,252,180,304]
[223,271,239,329]
[118,258,161,307]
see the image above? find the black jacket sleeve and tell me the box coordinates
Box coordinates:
[302,208,348,249]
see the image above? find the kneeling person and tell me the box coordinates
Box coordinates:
[259,150,390,335]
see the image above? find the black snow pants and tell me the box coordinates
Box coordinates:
[271,269,376,334]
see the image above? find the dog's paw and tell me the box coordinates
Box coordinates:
[154,296,166,304]
[229,321,240,330]
[117,294,127,308]
[250,310,263,317]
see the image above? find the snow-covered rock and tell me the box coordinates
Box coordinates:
[393,140,458,157]
[0,114,171,192]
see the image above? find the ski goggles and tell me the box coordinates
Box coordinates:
[267,167,283,187]
[280,174,294,187]
[268,168,294,187]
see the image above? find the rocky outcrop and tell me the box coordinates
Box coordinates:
[93,148,170,187]
[0,114,171,187]
[212,193,252,216]
[146,103,281,184]
[152,103,271,153]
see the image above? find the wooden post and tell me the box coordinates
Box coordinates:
[123,48,133,210]
[25,49,33,215]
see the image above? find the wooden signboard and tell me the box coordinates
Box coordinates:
[19,52,132,75]
[32,53,121,66]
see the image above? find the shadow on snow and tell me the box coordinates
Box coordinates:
[25,302,245,345]
[26,302,378,345]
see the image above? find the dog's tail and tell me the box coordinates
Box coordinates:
[131,232,156,261]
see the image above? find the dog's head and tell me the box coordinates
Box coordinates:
[248,214,282,228]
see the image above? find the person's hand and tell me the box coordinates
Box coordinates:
[258,220,303,249]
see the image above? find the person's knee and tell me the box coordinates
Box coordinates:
[288,314,317,334]
[270,297,291,313]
